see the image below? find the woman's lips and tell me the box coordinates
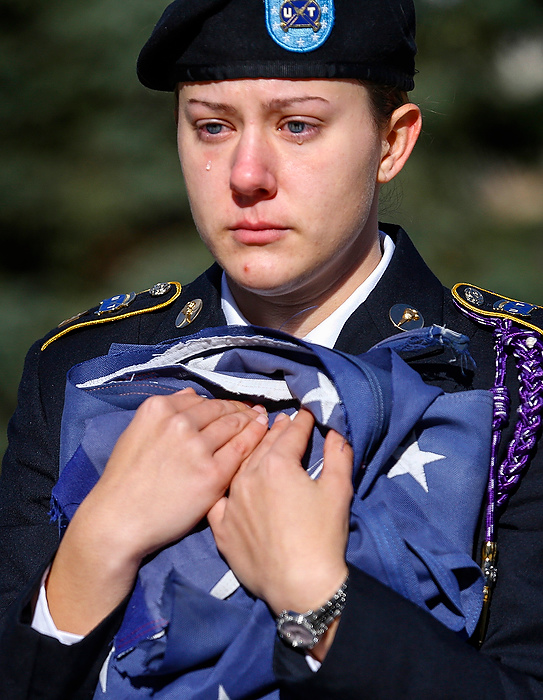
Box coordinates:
[230,222,289,245]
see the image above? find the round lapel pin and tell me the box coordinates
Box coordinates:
[389,304,424,331]
[176,299,204,329]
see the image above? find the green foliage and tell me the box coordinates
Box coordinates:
[0,0,542,454]
[402,0,543,297]
[0,0,190,287]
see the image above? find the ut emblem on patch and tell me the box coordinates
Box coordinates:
[265,0,334,52]
[281,0,321,31]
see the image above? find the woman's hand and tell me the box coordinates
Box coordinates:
[86,387,269,558]
[46,388,268,635]
[208,409,353,658]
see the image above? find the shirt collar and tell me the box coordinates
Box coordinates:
[221,232,395,349]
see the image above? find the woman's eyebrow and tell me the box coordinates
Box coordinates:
[184,99,237,114]
[265,96,330,110]
[184,95,329,114]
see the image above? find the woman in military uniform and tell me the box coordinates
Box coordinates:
[1,0,543,698]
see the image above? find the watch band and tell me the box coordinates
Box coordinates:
[276,575,348,650]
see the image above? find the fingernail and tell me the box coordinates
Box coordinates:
[255,414,269,426]
[274,412,289,423]
[252,404,267,415]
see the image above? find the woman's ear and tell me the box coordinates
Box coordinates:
[377,103,422,184]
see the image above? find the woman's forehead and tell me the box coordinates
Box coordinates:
[178,78,368,105]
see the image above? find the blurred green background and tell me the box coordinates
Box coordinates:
[1,0,542,455]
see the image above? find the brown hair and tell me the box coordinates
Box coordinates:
[361,81,409,130]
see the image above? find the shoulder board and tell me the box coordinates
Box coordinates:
[452,283,543,335]
[41,281,182,352]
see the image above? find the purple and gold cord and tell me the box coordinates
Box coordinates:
[454,308,543,644]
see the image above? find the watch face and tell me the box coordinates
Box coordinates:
[279,619,316,649]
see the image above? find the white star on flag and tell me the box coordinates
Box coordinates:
[218,686,230,700]
[387,437,446,492]
[300,371,339,423]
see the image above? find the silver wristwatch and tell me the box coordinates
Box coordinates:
[276,577,348,650]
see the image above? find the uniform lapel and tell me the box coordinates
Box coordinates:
[335,225,445,355]
[143,229,446,355]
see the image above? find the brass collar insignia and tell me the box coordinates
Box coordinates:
[175,299,204,329]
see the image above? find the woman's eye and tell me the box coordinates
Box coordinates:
[203,123,224,135]
[279,120,319,140]
[286,121,307,134]
[195,121,231,141]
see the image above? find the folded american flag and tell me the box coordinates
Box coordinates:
[52,325,493,700]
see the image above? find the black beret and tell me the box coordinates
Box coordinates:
[137,0,416,92]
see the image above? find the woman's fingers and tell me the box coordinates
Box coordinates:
[267,408,315,461]
[208,414,354,619]
[146,387,260,432]
[321,429,354,495]
[239,408,315,474]
[211,408,269,469]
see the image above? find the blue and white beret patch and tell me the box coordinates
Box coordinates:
[265,0,335,53]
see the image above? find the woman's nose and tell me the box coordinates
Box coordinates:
[229,130,278,205]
